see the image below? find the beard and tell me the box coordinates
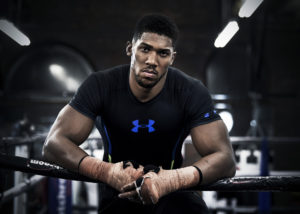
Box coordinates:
[134,70,167,89]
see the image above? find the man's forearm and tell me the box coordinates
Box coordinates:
[193,151,236,185]
[42,135,88,172]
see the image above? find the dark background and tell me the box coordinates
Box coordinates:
[0,0,299,136]
[0,0,300,213]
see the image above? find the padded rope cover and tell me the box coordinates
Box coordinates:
[1,153,300,192]
[0,153,96,182]
[200,176,300,192]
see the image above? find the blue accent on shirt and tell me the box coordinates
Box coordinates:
[171,130,184,163]
[103,124,112,154]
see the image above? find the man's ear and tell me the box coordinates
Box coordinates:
[170,51,177,65]
[126,41,132,56]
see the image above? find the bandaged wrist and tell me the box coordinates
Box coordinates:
[78,156,112,182]
[192,165,203,186]
[175,166,200,189]
[77,155,89,172]
[151,167,199,195]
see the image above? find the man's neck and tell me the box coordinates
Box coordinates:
[129,71,167,103]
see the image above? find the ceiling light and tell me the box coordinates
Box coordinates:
[214,21,239,48]
[0,19,30,46]
[219,111,234,132]
[238,0,263,18]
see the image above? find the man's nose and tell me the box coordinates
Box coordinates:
[145,52,158,67]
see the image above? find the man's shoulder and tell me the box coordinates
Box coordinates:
[90,64,129,89]
[93,64,129,78]
[167,67,204,89]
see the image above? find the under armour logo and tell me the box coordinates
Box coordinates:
[131,120,155,133]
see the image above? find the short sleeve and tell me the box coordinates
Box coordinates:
[69,73,102,120]
[186,81,221,129]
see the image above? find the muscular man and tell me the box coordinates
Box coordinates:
[43,14,236,213]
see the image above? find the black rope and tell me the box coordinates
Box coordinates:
[1,153,300,192]
[0,175,46,204]
[200,176,300,192]
[0,153,96,182]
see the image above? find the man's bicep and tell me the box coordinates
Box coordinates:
[50,104,95,145]
[190,120,232,157]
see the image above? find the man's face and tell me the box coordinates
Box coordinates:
[127,32,176,88]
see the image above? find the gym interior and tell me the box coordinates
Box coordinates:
[0,0,300,213]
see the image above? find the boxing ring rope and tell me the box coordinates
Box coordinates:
[1,153,300,202]
[0,153,95,182]
[0,175,45,204]
[1,136,300,213]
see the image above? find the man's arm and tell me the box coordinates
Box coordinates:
[42,104,143,191]
[42,104,94,172]
[191,119,236,185]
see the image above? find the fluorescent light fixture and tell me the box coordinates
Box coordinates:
[214,21,239,48]
[65,78,80,91]
[50,64,65,81]
[49,64,80,92]
[219,111,234,132]
[0,19,30,46]
[238,0,263,18]
[215,103,229,110]
[211,94,230,101]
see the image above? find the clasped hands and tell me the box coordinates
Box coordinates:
[117,162,164,204]
[111,161,200,205]
[104,160,167,204]
[79,157,200,205]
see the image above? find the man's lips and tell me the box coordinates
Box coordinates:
[142,69,158,78]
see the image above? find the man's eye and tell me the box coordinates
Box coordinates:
[141,47,150,52]
[159,51,169,57]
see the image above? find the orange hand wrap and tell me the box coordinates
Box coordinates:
[79,156,143,192]
[119,166,200,204]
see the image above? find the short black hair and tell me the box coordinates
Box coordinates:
[133,14,179,48]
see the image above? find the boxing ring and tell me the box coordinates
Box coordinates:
[1,136,300,213]
[1,153,300,202]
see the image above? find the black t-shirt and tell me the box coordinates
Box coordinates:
[70,64,220,169]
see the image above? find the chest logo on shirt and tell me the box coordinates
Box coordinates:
[131,119,155,133]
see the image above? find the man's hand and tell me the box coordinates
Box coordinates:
[118,166,200,204]
[79,156,144,192]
